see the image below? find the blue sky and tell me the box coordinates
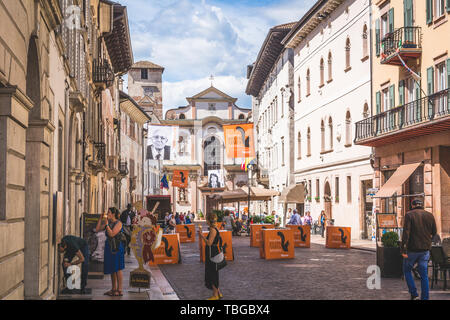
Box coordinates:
[120,0,315,113]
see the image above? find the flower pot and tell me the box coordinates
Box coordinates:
[376,246,403,278]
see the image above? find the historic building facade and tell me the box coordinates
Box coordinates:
[282,0,374,239]
[355,0,450,239]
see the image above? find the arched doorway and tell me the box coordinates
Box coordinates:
[324,180,332,221]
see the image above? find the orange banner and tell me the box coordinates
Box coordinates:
[223,124,255,159]
[218,222,226,230]
[260,228,295,260]
[286,224,311,248]
[199,230,234,262]
[326,226,351,249]
[148,234,181,265]
[175,224,196,243]
[250,224,275,247]
[172,170,189,188]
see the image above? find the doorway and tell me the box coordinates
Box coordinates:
[324,181,332,221]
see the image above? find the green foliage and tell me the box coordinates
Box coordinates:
[197,210,204,218]
[264,215,275,224]
[252,215,263,224]
[381,231,399,248]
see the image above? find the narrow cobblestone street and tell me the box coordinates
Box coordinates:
[159,229,450,300]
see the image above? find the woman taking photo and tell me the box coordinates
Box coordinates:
[95,207,125,297]
[198,214,223,300]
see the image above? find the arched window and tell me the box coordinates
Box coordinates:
[179,113,186,119]
[320,120,325,152]
[328,52,332,81]
[238,114,245,120]
[362,24,368,58]
[307,127,311,156]
[345,37,351,69]
[306,69,311,96]
[297,77,301,102]
[345,111,352,146]
[320,58,325,86]
[363,103,369,118]
[203,136,221,176]
[328,117,333,150]
[297,132,301,159]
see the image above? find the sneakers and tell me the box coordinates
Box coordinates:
[410,295,420,300]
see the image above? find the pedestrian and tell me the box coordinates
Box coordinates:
[401,198,437,300]
[198,213,224,300]
[120,203,135,255]
[185,213,192,224]
[95,207,125,297]
[180,212,185,224]
[58,235,90,294]
[304,211,313,226]
[168,213,176,234]
[288,209,301,225]
[319,210,327,238]
[175,212,181,225]
[223,210,235,232]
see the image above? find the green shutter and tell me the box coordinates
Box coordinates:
[376,91,381,114]
[447,59,450,111]
[427,0,433,24]
[389,85,395,108]
[427,67,434,95]
[376,19,380,56]
[447,0,450,13]
[399,80,405,105]
[388,8,395,33]
[404,0,413,27]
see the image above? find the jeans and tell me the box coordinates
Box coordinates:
[403,251,430,300]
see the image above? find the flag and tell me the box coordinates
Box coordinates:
[160,174,169,189]
[395,49,421,82]
[241,157,255,172]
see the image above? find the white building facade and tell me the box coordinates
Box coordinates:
[284,0,374,239]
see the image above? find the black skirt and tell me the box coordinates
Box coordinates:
[204,228,220,290]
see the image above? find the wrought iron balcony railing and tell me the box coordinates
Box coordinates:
[380,27,421,65]
[93,58,114,88]
[94,142,106,165]
[355,88,450,143]
[119,161,129,176]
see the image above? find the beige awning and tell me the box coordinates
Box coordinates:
[212,189,248,203]
[240,186,280,201]
[375,162,422,198]
[279,184,305,203]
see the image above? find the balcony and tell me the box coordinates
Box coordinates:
[118,161,129,177]
[355,89,450,147]
[88,142,106,174]
[380,27,422,66]
[107,156,119,179]
[93,59,114,89]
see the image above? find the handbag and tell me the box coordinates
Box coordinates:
[209,245,227,270]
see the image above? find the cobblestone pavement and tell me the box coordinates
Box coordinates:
[159,232,450,300]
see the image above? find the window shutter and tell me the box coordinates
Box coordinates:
[447,59,450,110]
[448,0,450,13]
[376,91,381,114]
[388,8,395,33]
[399,80,405,105]
[375,19,380,56]
[427,67,434,95]
[389,84,395,108]
[426,0,433,24]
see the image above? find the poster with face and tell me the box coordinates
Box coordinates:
[208,170,224,189]
[146,125,174,161]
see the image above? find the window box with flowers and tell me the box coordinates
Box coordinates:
[306,196,312,202]
[314,196,320,202]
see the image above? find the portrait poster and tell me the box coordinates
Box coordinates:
[173,170,189,188]
[207,169,224,189]
[146,125,175,161]
[223,123,255,159]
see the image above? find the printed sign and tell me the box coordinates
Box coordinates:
[326,226,351,249]
[286,224,311,248]
[82,214,105,274]
[199,230,234,262]
[176,224,196,243]
[129,270,151,289]
[207,170,224,189]
[223,124,255,159]
[146,125,175,161]
[250,224,275,247]
[173,170,189,188]
[376,214,398,229]
[148,234,181,265]
[260,228,295,260]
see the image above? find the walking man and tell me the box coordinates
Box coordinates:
[288,209,301,225]
[401,198,437,300]
[120,203,135,255]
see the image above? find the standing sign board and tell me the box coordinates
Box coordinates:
[82,214,105,276]
[260,229,295,260]
[326,226,351,249]
[286,224,311,248]
[250,224,275,247]
[199,231,234,262]
[148,234,181,265]
[176,224,196,243]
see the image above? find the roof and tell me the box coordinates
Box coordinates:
[119,91,152,123]
[246,22,296,97]
[131,61,165,72]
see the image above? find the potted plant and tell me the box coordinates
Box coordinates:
[306,196,312,202]
[264,215,275,224]
[377,231,403,278]
[314,196,320,202]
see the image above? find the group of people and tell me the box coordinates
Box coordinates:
[163,211,196,233]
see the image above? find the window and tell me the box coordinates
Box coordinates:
[307,127,311,156]
[297,132,301,159]
[345,111,352,146]
[435,0,445,17]
[179,113,186,119]
[382,88,390,112]
[328,52,332,81]
[320,120,325,152]
[281,137,285,166]
[316,179,320,200]
[320,58,325,86]
[238,114,245,120]
[328,117,333,150]
[306,69,311,96]
[335,177,339,202]
[143,86,157,96]
[347,176,352,203]
[363,103,369,118]
[208,103,216,111]
[381,13,389,39]
[297,77,301,102]
[141,68,148,80]
[362,24,368,58]
[436,62,447,112]
[345,38,351,70]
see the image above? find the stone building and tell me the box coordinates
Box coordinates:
[282,0,374,239]
[355,0,450,239]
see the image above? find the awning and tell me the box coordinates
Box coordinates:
[374,162,422,198]
[279,184,305,203]
[240,186,280,201]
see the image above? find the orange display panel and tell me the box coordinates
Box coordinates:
[260,229,295,260]
[175,224,196,243]
[148,234,181,265]
[250,224,275,247]
[286,224,311,248]
[172,170,189,188]
[199,230,234,262]
[325,226,351,249]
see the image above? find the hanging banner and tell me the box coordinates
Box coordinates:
[223,123,255,159]
[199,230,234,262]
[173,170,189,188]
[286,224,311,248]
[326,226,351,249]
[260,228,295,260]
[207,170,224,189]
[146,125,175,161]
[176,224,196,243]
[250,224,275,247]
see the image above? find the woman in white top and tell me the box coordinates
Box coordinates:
[222,210,234,231]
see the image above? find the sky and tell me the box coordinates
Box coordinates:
[120,0,316,113]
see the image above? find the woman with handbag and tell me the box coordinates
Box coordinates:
[198,214,224,300]
[95,207,125,297]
